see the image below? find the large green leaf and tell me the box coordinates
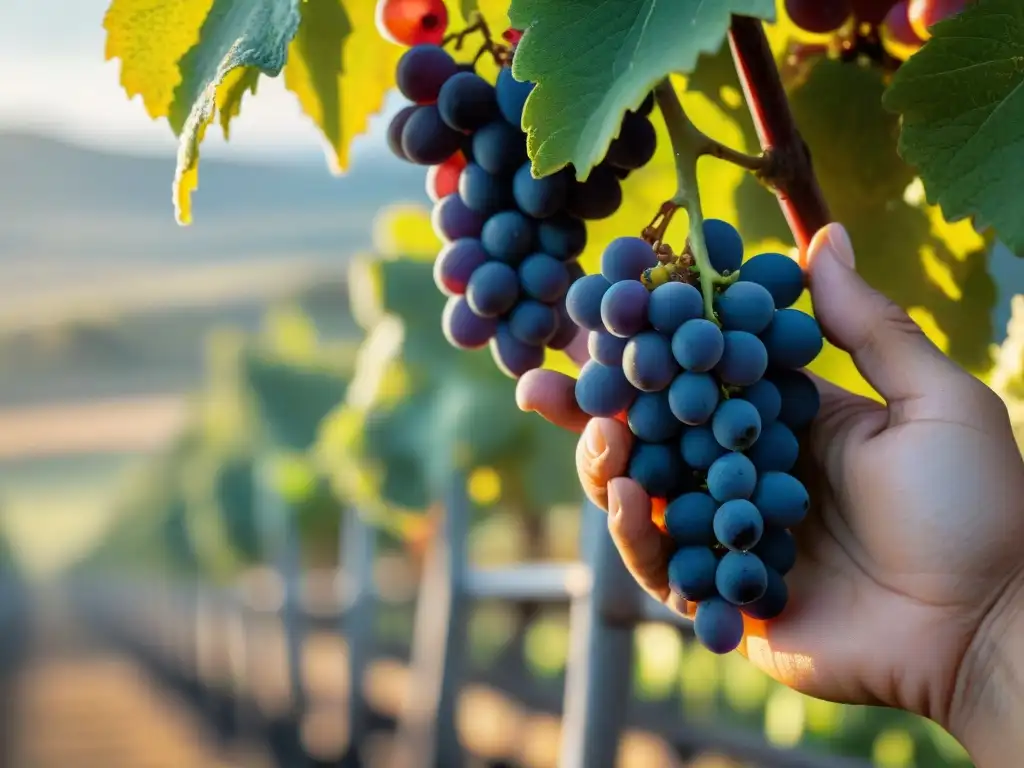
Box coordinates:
[883,0,1024,255]
[508,0,776,178]
[168,0,302,224]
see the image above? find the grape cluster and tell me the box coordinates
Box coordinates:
[570,220,823,654]
[386,44,658,378]
[784,0,964,47]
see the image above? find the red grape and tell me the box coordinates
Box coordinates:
[426,152,468,202]
[908,0,966,39]
[785,0,852,33]
[376,0,448,47]
[851,0,898,25]
[503,28,524,45]
[883,1,924,47]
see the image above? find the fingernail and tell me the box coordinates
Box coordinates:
[584,420,608,461]
[826,224,855,269]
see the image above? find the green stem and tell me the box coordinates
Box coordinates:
[653,80,739,324]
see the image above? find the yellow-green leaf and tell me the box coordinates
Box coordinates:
[103,0,216,119]
[217,66,260,139]
[169,0,303,225]
[283,0,402,174]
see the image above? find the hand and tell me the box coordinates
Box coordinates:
[517,224,1024,759]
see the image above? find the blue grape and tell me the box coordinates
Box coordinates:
[664,492,717,547]
[712,398,763,451]
[739,251,805,309]
[714,499,764,552]
[703,219,745,274]
[717,281,775,334]
[433,238,488,295]
[537,214,587,261]
[513,163,568,219]
[627,391,682,443]
[672,319,725,372]
[437,71,498,132]
[473,120,528,176]
[547,302,579,351]
[628,442,686,498]
[589,329,628,366]
[433,194,485,241]
[575,360,637,417]
[623,331,678,392]
[716,551,768,605]
[466,261,519,317]
[752,527,797,576]
[769,369,821,430]
[601,280,650,338]
[401,105,462,165]
[668,372,720,425]
[707,452,757,502]
[518,254,569,304]
[495,66,534,126]
[680,426,727,470]
[442,296,497,350]
[387,105,417,161]
[741,566,789,620]
[565,166,622,220]
[566,261,586,283]
[716,331,768,387]
[481,210,536,264]
[490,324,544,377]
[396,45,460,103]
[760,309,824,369]
[459,163,513,215]
[739,379,782,425]
[566,274,611,331]
[605,112,657,170]
[601,237,659,284]
[752,472,810,528]
[694,597,745,654]
[746,421,799,473]
[648,282,703,334]
[667,546,719,601]
[509,301,557,346]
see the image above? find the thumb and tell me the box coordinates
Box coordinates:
[807,223,977,415]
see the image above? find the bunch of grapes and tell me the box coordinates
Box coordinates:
[569,220,823,654]
[784,0,966,48]
[385,40,658,377]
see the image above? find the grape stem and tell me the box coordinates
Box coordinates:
[442,12,510,67]
[727,16,831,267]
[652,79,740,324]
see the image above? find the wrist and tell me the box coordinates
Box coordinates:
[947,568,1024,767]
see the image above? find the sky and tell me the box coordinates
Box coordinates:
[0,0,396,162]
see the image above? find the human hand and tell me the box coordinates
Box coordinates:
[517,224,1024,760]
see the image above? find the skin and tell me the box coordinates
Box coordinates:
[517,224,1024,765]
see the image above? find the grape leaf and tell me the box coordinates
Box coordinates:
[217,66,261,138]
[461,0,479,18]
[168,0,303,225]
[507,0,776,179]
[284,0,402,174]
[103,0,215,120]
[883,0,1024,256]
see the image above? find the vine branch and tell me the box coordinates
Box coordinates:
[652,80,740,324]
[727,16,831,268]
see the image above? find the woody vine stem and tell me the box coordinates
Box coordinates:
[647,15,831,320]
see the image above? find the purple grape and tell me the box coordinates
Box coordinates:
[442,296,497,349]
[588,329,628,366]
[672,319,725,372]
[601,237,659,284]
[760,309,824,369]
[648,282,703,334]
[694,597,745,654]
[601,280,650,338]
[667,372,720,426]
[717,281,776,334]
[739,379,782,425]
[711,398,763,451]
[432,194,485,241]
[746,421,799,473]
[716,331,768,387]
[518,254,569,304]
[547,302,578,351]
[466,261,519,317]
[566,274,611,331]
[433,238,487,295]
[664,492,717,546]
[509,300,558,346]
[622,331,678,392]
[490,324,544,377]
[680,425,727,470]
[716,552,768,606]
[707,453,757,502]
[575,360,638,417]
